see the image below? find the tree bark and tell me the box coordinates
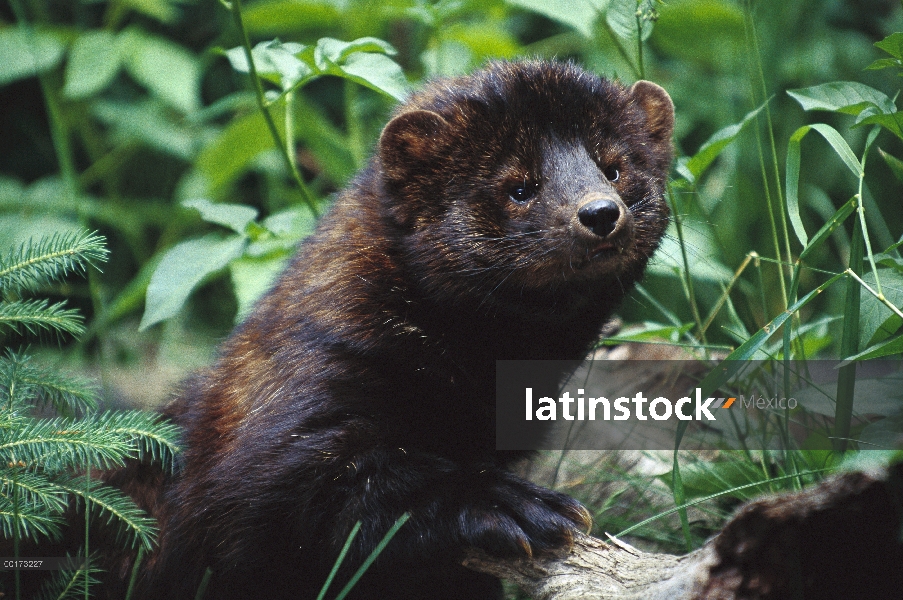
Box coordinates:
[464,463,903,600]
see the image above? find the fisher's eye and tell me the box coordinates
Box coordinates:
[508,179,538,204]
[603,165,620,182]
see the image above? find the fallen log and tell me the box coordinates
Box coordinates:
[464,463,903,599]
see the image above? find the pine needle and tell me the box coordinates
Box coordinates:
[0,230,108,295]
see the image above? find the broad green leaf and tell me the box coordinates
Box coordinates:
[194,110,284,193]
[506,0,606,39]
[672,459,767,501]
[182,199,259,234]
[121,30,201,113]
[607,0,654,43]
[0,29,65,86]
[879,148,903,181]
[92,99,198,159]
[225,40,313,91]
[421,40,474,77]
[601,322,693,344]
[680,103,765,183]
[794,374,903,417]
[842,332,903,363]
[314,37,397,70]
[874,253,903,270]
[262,206,317,238]
[786,123,862,248]
[63,31,121,99]
[856,112,903,141]
[140,234,247,330]
[859,269,903,347]
[875,32,903,60]
[333,52,409,101]
[787,81,896,116]
[866,58,902,71]
[648,223,734,282]
[859,409,903,449]
[229,254,290,322]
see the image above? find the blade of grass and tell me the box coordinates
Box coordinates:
[316,521,361,600]
[334,513,410,600]
[617,468,833,538]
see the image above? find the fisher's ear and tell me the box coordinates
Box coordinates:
[379,110,452,181]
[629,81,674,144]
[629,80,674,175]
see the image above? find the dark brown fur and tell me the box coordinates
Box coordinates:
[94,61,674,599]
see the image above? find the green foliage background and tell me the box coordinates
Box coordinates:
[2,0,903,576]
[1,0,901,365]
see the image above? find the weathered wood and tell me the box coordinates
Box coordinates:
[464,464,903,600]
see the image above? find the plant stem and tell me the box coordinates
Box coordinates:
[227,0,318,216]
[634,1,645,80]
[85,456,91,600]
[666,185,707,348]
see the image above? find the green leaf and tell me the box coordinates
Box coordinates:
[798,196,856,261]
[696,272,847,395]
[139,234,247,330]
[606,0,653,43]
[874,253,903,270]
[794,373,903,417]
[121,29,201,113]
[92,99,199,160]
[680,103,765,183]
[0,29,66,86]
[229,255,289,323]
[88,410,181,468]
[63,30,121,99]
[0,416,131,472]
[859,408,903,450]
[859,269,903,347]
[182,199,259,235]
[866,57,902,71]
[879,148,903,181]
[875,32,903,60]
[194,110,284,194]
[506,0,606,39]
[786,123,863,248]
[856,112,903,141]
[843,331,903,362]
[261,206,317,238]
[331,52,409,101]
[225,40,313,91]
[313,37,397,69]
[787,81,896,116]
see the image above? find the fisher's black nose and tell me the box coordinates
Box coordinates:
[577,199,621,238]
